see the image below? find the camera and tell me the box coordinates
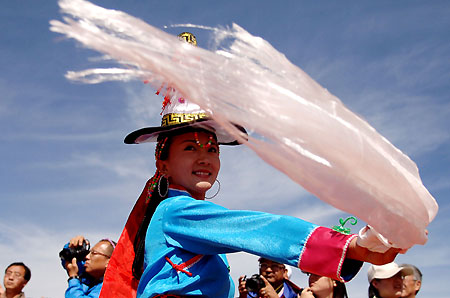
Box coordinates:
[59,240,90,262]
[245,274,265,293]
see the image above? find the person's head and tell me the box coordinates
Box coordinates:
[156,127,220,200]
[368,263,414,298]
[399,264,422,298]
[258,258,287,289]
[3,262,30,294]
[307,273,348,298]
[84,239,116,280]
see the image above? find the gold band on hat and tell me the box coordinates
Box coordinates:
[161,112,208,127]
[178,32,197,46]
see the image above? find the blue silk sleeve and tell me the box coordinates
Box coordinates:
[161,195,318,268]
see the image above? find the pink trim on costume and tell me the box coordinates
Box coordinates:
[298,227,355,282]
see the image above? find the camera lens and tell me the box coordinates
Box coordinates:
[245,274,265,293]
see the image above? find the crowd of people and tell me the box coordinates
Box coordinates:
[0,235,117,298]
[0,255,422,298]
[235,258,422,298]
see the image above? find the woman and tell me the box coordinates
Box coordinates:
[367,263,413,298]
[100,97,400,298]
[300,273,348,298]
[98,34,400,298]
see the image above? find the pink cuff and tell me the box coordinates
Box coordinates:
[298,226,360,282]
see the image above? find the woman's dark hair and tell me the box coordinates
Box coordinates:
[368,282,381,298]
[132,178,167,279]
[333,280,348,298]
[131,126,218,279]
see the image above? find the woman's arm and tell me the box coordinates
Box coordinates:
[160,196,402,283]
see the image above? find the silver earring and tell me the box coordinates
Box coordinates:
[158,175,169,197]
[206,179,221,200]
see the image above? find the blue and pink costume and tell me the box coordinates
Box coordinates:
[136,188,362,297]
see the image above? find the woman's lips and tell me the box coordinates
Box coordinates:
[193,170,211,177]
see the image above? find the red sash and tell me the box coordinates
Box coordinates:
[99,179,152,298]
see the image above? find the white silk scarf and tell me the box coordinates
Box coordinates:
[50,0,438,249]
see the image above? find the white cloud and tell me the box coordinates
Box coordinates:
[29,151,151,180]
[123,84,162,128]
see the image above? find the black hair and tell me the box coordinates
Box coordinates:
[132,181,167,279]
[6,262,31,281]
[131,126,218,279]
[368,282,381,298]
[333,280,348,298]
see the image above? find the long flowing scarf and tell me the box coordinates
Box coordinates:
[51,0,437,256]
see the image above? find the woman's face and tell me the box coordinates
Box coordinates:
[372,273,403,298]
[158,131,220,200]
[308,274,335,296]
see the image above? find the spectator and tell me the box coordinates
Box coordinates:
[238,257,302,298]
[399,264,422,298]
[300,272,347,298]
[63,236,116,298]
[367,262,413,298]
[1,262,31,298]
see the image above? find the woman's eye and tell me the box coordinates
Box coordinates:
[184,145,196,151]
[208,146,218,153]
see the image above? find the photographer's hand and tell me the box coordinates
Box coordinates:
[258,276,278,298]
[65,257,79,278]
[69,235,90,248]
[238,275,248,298]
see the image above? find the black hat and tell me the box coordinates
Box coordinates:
[124,98,244,145]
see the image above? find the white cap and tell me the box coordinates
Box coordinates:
[285,266,292,279]
[367,262,414,282]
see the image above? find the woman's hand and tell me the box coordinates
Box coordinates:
[258,275,279,298]
[347,237,403,265]
[300,288,315,298]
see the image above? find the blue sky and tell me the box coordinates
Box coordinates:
[1,1,449,297]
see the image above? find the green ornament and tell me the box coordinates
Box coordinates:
[332,216,358,235]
